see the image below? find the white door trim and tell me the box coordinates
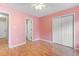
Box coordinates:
[73,13,75,49]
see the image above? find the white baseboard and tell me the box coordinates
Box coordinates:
[33,38,52,43]
[9,39,52,48]
[32,38,40,41]
[74,48,79,50]
[40,39,52,43]
[9,42,26,48]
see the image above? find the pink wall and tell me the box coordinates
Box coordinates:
[0,4,39,48]
[1,3,79,49]
[39,16,52,41]
[39,6,79,49]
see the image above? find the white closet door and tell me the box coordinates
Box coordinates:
[0,18,7,38]
[27,20,33,41]
[53,17,62,44]
[53,15,74,48]
[61,15,74,48]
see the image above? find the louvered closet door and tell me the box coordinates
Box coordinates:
[53,17,62,44]
[61,15,74,48]
[53,15,74,48]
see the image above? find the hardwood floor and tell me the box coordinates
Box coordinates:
[0,40,79,56]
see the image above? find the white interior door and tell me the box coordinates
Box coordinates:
[0,18,7,38]
[61,15,74,48]
[26,19,33,41]
[53,15,74,48]
[53,17,62,44]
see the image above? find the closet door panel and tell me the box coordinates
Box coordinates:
[53,17,62,44]
[61,15,74,48]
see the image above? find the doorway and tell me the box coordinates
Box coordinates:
[52,14,74,48]
[25,18,33,41]
[0,13,9,47]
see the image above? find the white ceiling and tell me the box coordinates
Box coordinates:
[7,3,79,17]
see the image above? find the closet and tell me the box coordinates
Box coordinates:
[52,14,74,48]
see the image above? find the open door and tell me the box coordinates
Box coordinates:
[0,13,9,47]
[25,19,33,41]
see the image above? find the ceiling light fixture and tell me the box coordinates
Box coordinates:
[32,3,46,10]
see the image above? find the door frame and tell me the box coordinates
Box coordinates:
[0,12,9,45]
[52,13,75,48]
[25,17,33,41]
